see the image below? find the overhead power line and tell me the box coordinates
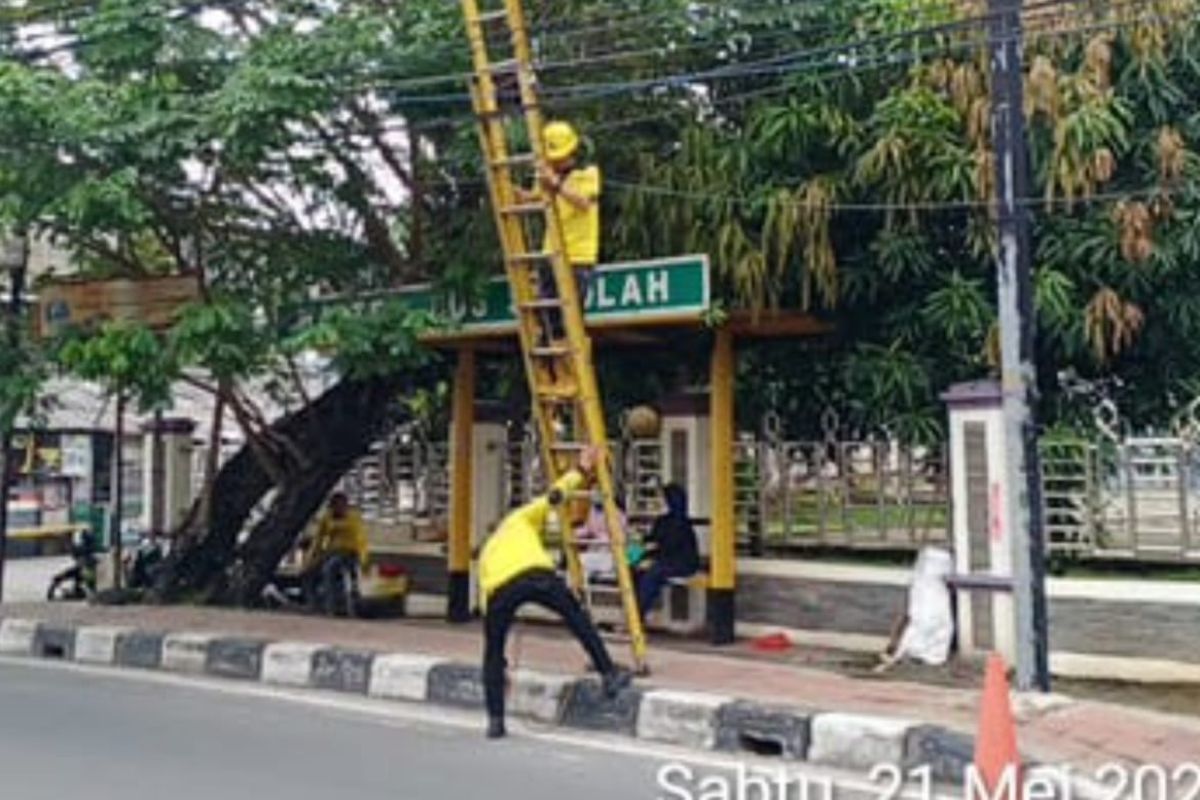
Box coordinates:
[402,0,1173,135]
[606,180,1185,214]
[0,0,1187,220]
[1,0,1098,96]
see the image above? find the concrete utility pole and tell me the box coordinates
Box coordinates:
[111,389,126,590]
[987,0,1051,691]
[0,232,29,604]
[150,409,165,544]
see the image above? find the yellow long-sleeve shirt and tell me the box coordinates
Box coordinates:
[478,470,585,603]
[306,509,369,568]
[538,166,601,266]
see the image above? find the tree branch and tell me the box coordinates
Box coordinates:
[179,373,220,396]
[242,180,298,223]
[226,388,288,485]
[310,119,411,282]
[348,100,413,192]
[284,353,314,409]
[77,238,147,277]
[409,129,424,270]
[229,385,311,475]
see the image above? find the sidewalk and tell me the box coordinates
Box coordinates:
[3,600,1197,771]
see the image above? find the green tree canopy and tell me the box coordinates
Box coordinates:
[4,0,1200,445]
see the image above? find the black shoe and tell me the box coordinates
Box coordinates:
[486,717,507,739]
[601,668,633,699]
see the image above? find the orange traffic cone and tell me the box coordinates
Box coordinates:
[974,653,1021,792]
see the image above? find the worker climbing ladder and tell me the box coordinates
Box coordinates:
[460,0,649,671]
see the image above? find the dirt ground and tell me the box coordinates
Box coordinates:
[664,632,1200,719]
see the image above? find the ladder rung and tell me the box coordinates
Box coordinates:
[489,59,519,74]
[538,391,579,404]
[501,202,547,216]
[530,345,569,357]
[520,298,564,310]
[491,153,537,168]
[507,251,555,264]
[479,103,536,120]
[551,441,587,452]
[471,9,509,25]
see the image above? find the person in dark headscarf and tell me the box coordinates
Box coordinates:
[636,482,701,621]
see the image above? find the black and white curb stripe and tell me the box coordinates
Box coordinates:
[1,617,978,777]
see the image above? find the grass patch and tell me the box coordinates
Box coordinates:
[749,500,949,542]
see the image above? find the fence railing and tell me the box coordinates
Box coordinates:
[340,430,952,553]
[734,439,951,553]
[331,425,1200,564]
[1040,436,1200,562]
[341,434,450,544]
[340,434,668,541]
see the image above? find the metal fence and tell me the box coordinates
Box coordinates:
[1040,436,1200,562]
[734,437,951,553]
[326,391,1200,564]
[1036,380,1200,563]
[493,428,665,520]
[341,431,450,543]
[339,429,668,544]
[339,422,951,553]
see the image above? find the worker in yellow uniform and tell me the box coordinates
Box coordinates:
[478,445,631,739]
[520,120,601,341]
[301,492,369,616]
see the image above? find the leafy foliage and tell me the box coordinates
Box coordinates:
[56,322,177,411]
[4,0,1200,445]
[0,0,453,430]
[289,302,436,381]
[595,0,1200,437]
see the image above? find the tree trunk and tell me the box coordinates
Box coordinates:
[213,376,412,606]
[150,371,412,604]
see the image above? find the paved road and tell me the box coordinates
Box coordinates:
[0,659,717,800]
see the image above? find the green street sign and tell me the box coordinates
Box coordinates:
[400,254,710,336]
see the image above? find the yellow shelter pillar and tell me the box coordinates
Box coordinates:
[708,327,736,644]
[447,347,475,623]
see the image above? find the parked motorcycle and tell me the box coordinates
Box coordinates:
[124,534,165,590]
[46,531,98,601]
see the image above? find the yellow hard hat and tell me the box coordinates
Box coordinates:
[543,121,580,161]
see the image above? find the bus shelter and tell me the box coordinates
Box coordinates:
[408,254,828,644]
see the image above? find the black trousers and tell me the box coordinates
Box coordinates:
[300,552,358,615]
[537,263,594,342]
[483,568,614,720]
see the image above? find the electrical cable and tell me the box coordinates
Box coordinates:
[2,0,1093,99]
[405,0,1179,145]
[3,0,1190,219]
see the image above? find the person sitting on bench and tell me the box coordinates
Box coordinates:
[300,492,368,615]
[575,489,627,578]
[635,483,701,621]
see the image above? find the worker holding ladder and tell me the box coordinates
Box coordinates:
[537,122,600,313]
[515,120,601,343]
[478,444,633,739]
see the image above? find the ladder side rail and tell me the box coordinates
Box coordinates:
[463,0,648,669]
[500,0,591,593]
[461,0,563,499]
[506,5,647,665]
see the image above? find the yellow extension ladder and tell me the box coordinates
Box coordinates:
[460,0,648,671]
